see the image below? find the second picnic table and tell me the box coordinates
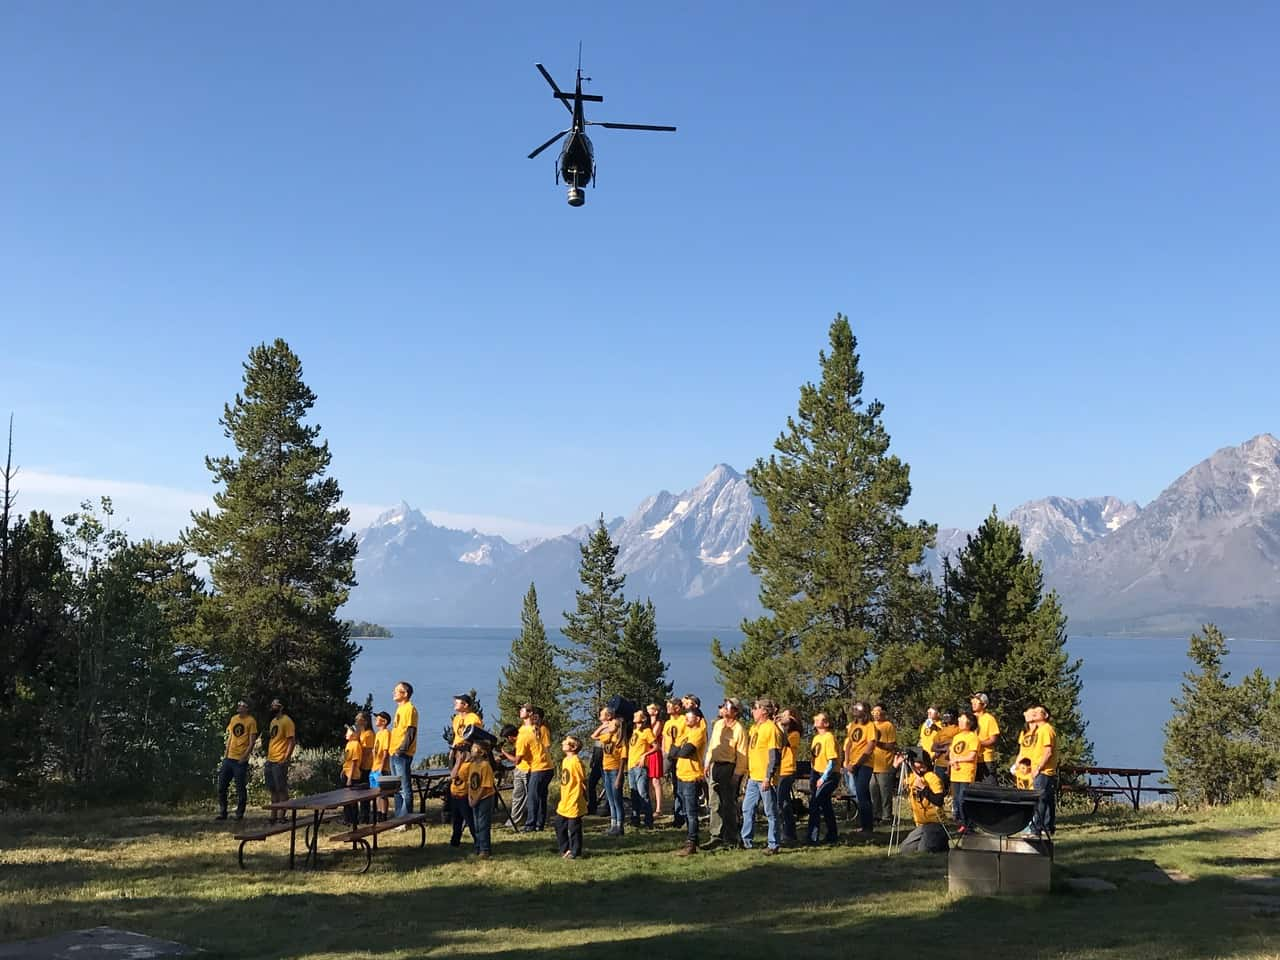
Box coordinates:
[1059,765,1174,812]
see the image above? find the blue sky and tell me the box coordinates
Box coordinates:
[3,3,1278,541]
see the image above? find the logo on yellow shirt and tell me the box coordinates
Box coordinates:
[468,772,481,791]
[232,722,246,737]
[1020,731,1035,748]
[850,728,865,743]
[952,741,964,755]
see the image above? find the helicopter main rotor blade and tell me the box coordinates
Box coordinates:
[535,63,573,113]
[589,122,677,132]
[527,129,569,159]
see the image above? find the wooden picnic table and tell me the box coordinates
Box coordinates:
[1059,765,1171,812]
[266,786,386,869]
[410,767,454,815]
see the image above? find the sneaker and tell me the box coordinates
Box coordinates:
[763,848,780,857]
[676,841,697,856]
[477,851,491,860]
[702,837,722,850]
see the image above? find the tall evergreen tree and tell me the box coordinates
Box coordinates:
[712,315,938,719]
[616,598,673,709]
[185,339,358,742]
[560,517,627,721]
[497,583,568,735]
[1164,625,1278,805]
[939,509,1090,765]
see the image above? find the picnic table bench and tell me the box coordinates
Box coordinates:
[234,785,392,870]
[329,812,428,873]
[1059,766,1177,813]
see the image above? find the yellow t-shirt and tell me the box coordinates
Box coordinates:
[932,723,957,765]
[844,721,876,768]
[1014,769,1035,791]
[372,728,391,773]
[975,711,1000,763]
[467,759,495,805]
[810,731,838,776]
[1034,723,1057,777]
[1016,726,1037,764]
[949,730,979,783]
[872,720,898,774]
[265,714,294,763]
[629,727,655,770]
[675,720,708,782]
[358,728,375,771]
[225,714,258,761]
[596,727,625,771]
[390,702,419,757]
[909,770,945,825]
[779,730,800,777]
[556,754,588,818]
[747,720,783,782]
[663,715,685,754]
[516,724,554,773]
[342,738,362,780]
[452,711,483,747]
[918,721,936,759]
[451,760,471,798]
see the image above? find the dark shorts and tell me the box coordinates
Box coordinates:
[263,760,289,793]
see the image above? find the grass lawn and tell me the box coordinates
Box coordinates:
[2,798,1278,959]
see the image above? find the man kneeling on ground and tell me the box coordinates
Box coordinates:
[894,748,949,853]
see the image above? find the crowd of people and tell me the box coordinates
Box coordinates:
[216,683,1059,860]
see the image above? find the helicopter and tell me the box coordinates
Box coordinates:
[526,51,676,206]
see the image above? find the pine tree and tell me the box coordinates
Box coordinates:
[712,315,938,719]
[1164,625,1278,805]
[616,598,673,709]
[497,583,568,735]
[939,509,1091,765]
[560,517,627,722]
[185,339,358,743]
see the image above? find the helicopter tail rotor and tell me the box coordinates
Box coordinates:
[588,122,677,132]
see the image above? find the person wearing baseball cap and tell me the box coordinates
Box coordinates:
[703,697,747,848]
[451,693,483,747]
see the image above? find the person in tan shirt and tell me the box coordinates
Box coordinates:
[703,698,748,848]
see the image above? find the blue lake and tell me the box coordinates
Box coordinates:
[349,628,1280,769]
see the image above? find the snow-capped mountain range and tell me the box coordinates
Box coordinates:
[344,434,1280,638]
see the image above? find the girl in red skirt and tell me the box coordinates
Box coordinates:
[645,702,665,815]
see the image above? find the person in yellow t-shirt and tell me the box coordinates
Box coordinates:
[353,711,376,825]
[555,736,587,859]
[628,709,657,828]
[663,699,687,827]
[371,711,392,821]
[896,750,949,853]
[776,708,802,844]
[703,698,747,847]
[970,693,1001,784]
[388,681,418,819]
[948,712,980,832]
[591,707,627,835]
[870,704,898,825]
[1018,705,1059,839]
[216,701,258,821]
[340,726,364,826]
[741,698,784,853]
[931,712,958,786]
[448,746,475,848]
[1013,756,1035,791]
[842,702,876,835]
[451,693,484,746]
[673,707,708,854]
[466,743,496,858]
[263,698,295,823]
[519,706,555,833]
[807,713,839,844]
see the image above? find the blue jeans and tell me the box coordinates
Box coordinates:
[450,794,475,846]
[472,793,494,853]
[850,765,874,832]
[628,767,653,826]
[526,769,553,831]
[602,767,625,827]
[952,781,969,828]
[740,778,780,850]
[808,774,838,843]
[391,754,413,818]
[1031,773,1057,835]
[777,774,797,842]
[217,758,249,817]
[676,779,700,845]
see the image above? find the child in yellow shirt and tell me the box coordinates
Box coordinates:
[341,726,363,826]
[448,745,475,848]
[555,736,588,859]
[1013,756,1035,792]
[467,743,497,859]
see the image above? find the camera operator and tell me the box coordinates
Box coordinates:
[893,748,949,853]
